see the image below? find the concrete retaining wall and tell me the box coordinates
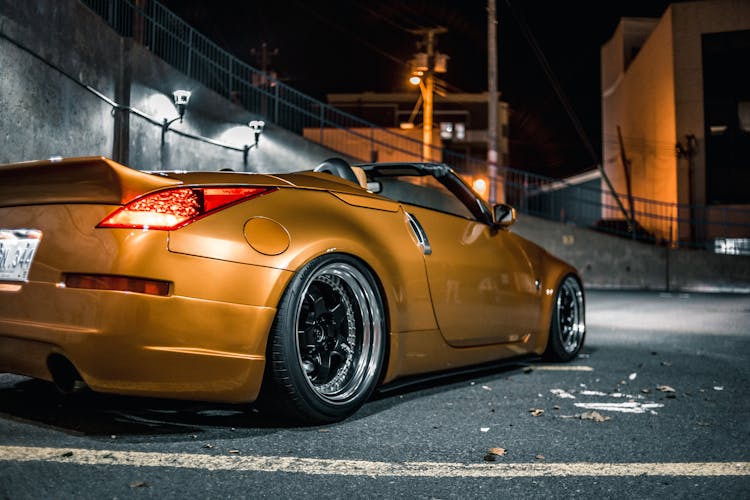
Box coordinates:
[0,0,345,173]
[513,213,750,293]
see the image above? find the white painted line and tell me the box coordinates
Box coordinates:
[0,446,748,478]
[574,402,665,414]
[534,365,594,372]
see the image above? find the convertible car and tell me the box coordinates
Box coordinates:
[0,156,584,423]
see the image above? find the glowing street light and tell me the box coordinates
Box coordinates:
[162,89,192,145]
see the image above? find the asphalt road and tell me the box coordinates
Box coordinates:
[0,290,748,499]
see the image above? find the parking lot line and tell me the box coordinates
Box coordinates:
[1,446,747,478]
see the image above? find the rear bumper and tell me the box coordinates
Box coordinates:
[0,265,291,404]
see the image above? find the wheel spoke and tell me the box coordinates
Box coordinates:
[310,291,327,319]
[315,350,334,382]
[330,302,347,330]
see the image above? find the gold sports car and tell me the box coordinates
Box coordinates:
[0,156,585,423]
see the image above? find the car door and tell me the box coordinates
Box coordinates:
[403,186,540,348]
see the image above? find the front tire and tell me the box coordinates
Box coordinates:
[259,254,386,423]
[543,275,585,362]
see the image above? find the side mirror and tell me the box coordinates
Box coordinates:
[493,203,517,228]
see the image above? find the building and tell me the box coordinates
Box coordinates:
[308,92,509,180]
[601,0,750,245]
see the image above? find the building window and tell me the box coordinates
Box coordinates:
[440,122,466,141]
[702,29,750,205]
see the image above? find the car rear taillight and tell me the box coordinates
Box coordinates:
[97,186,274,230]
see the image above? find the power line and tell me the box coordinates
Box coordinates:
[292,0,410,70]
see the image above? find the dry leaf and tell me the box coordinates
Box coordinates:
[535,454,545,461]
[483,447,507,462]
[656,385,676,393]
[641,388,651,394]
[529,408,544,417]
[129,481,149,489]
[553,405,560,410]
[203,444,215,449]
[228,449,241,454]
[579,411,611,422]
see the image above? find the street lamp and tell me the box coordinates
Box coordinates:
[248,120,265,146]
[161,90,191,145]
[243,120,266,166]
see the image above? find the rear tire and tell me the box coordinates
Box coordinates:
[258,254,386,423]
[543,275,585,362]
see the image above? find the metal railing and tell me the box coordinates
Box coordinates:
[80,0,750,252]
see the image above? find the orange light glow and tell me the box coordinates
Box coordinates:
[473,178,488,197]
[409,75,421,86]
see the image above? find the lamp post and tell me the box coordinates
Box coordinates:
[243,120,266,168]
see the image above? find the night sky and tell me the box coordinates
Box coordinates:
[160,0,685,178]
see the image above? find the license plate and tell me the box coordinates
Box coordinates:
[0,229,42,282]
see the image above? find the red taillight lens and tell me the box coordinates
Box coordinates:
[97,186,273,230]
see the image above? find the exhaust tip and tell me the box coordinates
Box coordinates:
[47,354,87,394]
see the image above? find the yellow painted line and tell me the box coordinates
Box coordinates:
[533,365,594,372]
[0,446,747,478]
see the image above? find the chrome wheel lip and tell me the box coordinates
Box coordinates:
[292,261,383,405]
[557,277,585,354]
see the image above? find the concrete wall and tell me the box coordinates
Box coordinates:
[513,213,750,293]
[0,0,345,173]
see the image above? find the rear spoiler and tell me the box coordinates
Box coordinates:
[0,157,180,208]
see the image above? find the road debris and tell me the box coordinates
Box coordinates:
[483,447,507,461]
[129,481,149,488]
[550,388,576,399]
[480,427,490,433]
[579,411,611,422]
[656,385,676,393]
[529,408,544,417]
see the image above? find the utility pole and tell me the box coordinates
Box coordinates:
[250,42,279,117]
[487,0,499,204]
[251,42,279,83]
[409,27,447,162]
